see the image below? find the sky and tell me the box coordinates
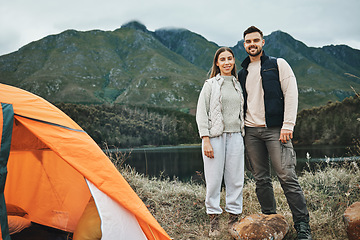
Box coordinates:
[1,0,359,56]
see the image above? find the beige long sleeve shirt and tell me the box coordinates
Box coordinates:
[245,58,298,131]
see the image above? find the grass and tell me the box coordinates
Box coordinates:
[108,153,360,240]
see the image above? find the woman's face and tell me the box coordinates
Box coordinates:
[216,51,235,76]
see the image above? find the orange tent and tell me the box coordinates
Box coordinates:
[0,83,171,240]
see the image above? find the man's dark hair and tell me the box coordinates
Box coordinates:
[243,26,263,39]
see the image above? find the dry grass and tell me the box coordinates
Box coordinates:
[111,156,360,240]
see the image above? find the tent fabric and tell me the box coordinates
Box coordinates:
[0,83,171,240]
[0,103,13,240]
[72,195,101,240]
[88,181,147,240]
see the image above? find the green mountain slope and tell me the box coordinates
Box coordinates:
[154,27,219,71]
[1,21,360,111]
[233,31,360,109]
[0,23,207,111]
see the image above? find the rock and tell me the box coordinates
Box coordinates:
[230,213,289,240]
[343,201,360,240]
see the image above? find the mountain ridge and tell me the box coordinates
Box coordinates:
[1,21,360,111]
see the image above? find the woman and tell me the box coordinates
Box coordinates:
[196,47,245,237]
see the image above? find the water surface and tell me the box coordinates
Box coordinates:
[107,145,359,182]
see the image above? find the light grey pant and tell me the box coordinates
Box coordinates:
[202,132,244,215]
[244,127,309,223]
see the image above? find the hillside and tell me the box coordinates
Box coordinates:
[233,32,360,109]
[0,23,207,111]
[52,94,359,149]
[1,21,360,111]
[294,94,360,146]
[56,103,200,148]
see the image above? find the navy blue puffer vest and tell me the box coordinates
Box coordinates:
[238,52,284,127]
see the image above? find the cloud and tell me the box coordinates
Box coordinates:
[0,0,359,55]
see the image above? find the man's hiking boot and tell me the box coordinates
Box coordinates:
[294,221,312,240]
[209,214,220,237]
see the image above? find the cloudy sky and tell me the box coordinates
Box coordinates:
[1,0,359,56]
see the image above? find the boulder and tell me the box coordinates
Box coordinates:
[230,213,289,240]
[343,201,360,240]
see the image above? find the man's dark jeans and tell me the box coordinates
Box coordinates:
[244,127,309,223]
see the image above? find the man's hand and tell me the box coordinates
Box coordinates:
[279,129,293,143]
[202,136,214,158]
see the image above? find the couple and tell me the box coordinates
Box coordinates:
[196,26,312,239]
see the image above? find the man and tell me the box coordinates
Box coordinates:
[237,26,312,240]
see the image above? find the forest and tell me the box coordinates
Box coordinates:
[56,94,360,149]
[294,95,360,146]
[56,103,200,149]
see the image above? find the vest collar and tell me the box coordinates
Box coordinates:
[241,51,269,69]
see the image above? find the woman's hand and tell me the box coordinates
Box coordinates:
[202,136,214,158]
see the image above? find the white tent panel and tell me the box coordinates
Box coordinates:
[87,180,148,240]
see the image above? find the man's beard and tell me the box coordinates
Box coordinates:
[246,47,262,57]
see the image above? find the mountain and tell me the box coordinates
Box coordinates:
[1,21,360,111]
[154,27,219,71]
[233,31,360,109]
[0,22,207,111]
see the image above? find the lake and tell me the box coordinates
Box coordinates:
[106,145,360,182]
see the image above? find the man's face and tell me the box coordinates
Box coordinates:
[244,32,265,57]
